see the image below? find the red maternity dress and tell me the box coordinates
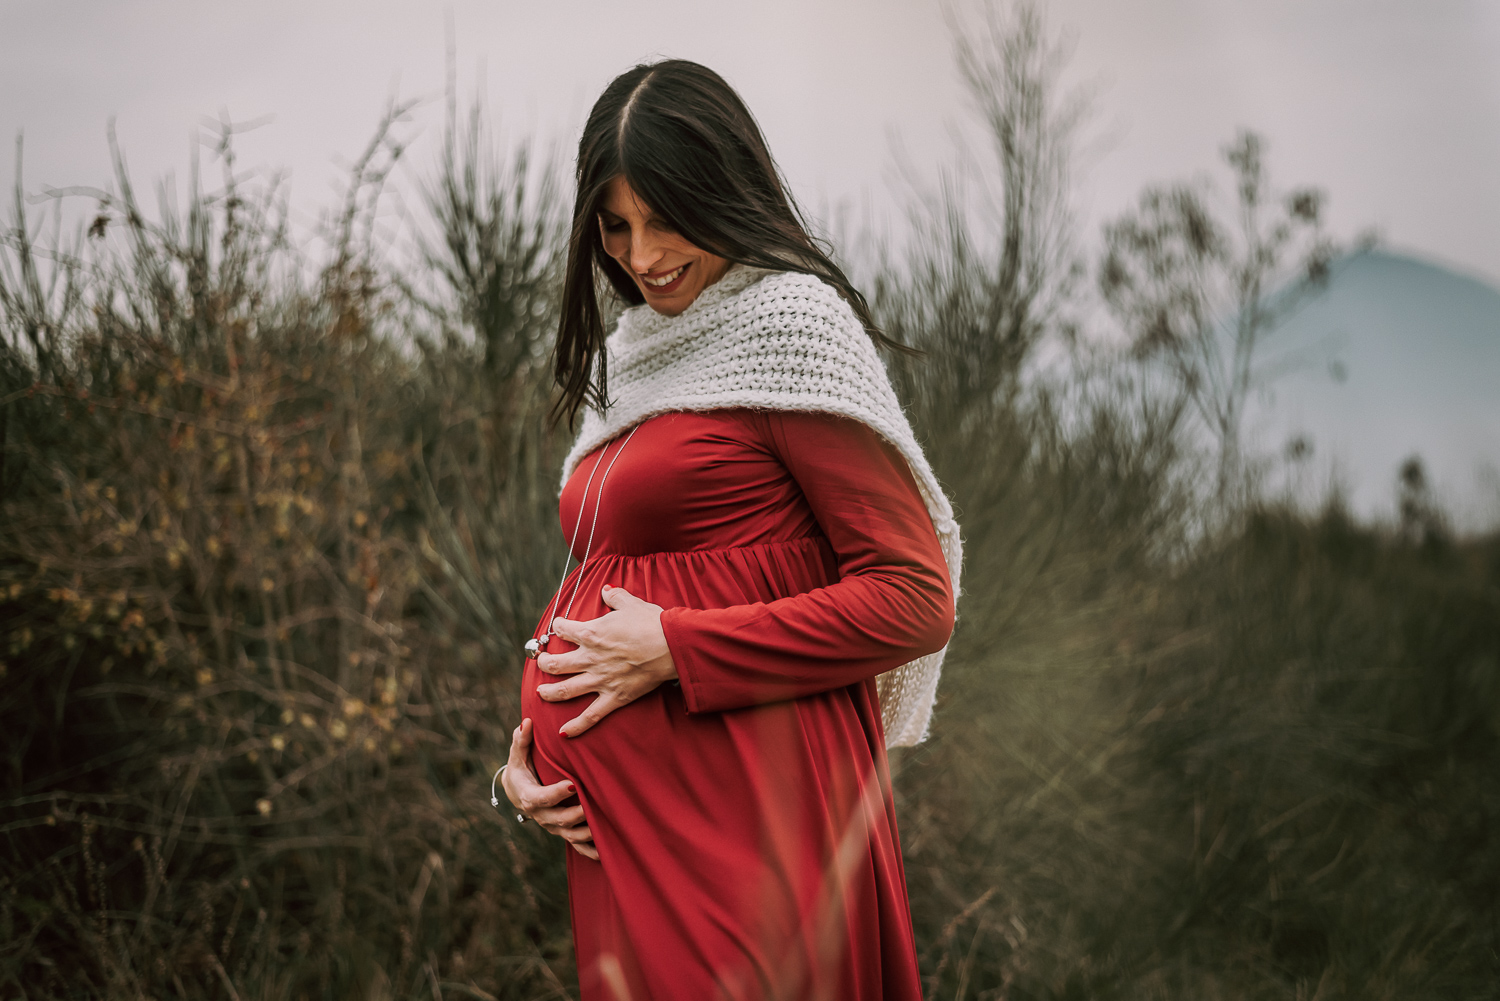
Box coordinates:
[520,408,954,1001]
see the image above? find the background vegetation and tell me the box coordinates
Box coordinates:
[3,5,1497,998]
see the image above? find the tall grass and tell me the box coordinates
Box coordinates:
[4,16,1499,1001]
[0,113,578,999]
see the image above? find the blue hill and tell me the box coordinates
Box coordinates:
[1246,249,1500,528]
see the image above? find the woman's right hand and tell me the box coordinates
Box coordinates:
[501,718,599,860]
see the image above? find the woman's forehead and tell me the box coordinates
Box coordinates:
[600,176,653,218]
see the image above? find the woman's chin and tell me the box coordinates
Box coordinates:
[643,288,700,316]
[634,258,732,316]
[638,271,698,314]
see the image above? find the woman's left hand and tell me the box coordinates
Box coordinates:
[536,584,677,737]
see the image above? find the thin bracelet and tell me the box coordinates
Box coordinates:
[491,764,528,823]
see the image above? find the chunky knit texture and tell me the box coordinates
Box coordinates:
[562,265,962,747]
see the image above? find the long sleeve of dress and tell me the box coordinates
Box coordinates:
[659,410,955,714]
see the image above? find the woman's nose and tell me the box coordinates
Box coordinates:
[630,231,665,274]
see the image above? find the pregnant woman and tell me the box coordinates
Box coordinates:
[497,59,962,1000]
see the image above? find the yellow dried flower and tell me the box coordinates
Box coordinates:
[256,799,273,816]
[270,735,286,751]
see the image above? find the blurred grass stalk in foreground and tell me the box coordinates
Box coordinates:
[2,3,1498,999]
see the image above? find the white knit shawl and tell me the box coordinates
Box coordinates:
[561,265,962,747]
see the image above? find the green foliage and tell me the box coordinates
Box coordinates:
[0,115,576,1000]
[899,498,1500,1000]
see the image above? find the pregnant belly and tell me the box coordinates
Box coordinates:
[519,537,837,786]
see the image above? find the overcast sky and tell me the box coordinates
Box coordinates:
[2,0,1498,283]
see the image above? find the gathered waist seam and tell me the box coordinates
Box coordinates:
[570,534,828,562]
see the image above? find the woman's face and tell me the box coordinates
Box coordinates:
[598,176,731,316]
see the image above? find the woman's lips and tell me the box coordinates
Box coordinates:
[641,263,688,295]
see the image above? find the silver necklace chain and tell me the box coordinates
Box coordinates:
[499,426,640,814]
[525,424,641,659]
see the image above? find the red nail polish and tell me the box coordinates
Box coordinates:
[559,727,568,738]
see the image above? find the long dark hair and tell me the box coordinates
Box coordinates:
[554,59,894,423]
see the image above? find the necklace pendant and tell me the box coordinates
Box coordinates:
[525,634,549,659]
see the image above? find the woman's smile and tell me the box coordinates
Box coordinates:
[643,264,686,289]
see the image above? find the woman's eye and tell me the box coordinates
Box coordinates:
[599,218,627,234]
